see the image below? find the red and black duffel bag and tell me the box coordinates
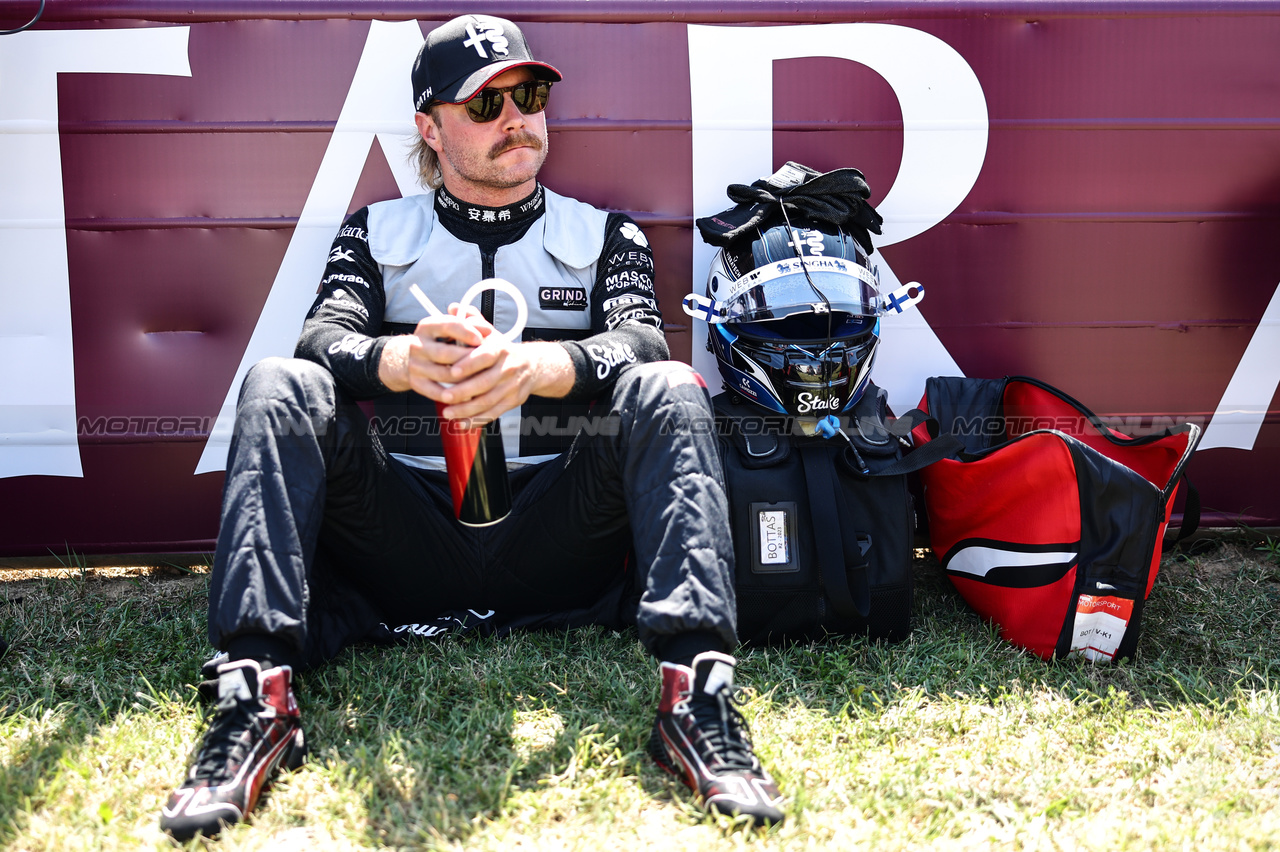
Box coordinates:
[911,376,1201,662]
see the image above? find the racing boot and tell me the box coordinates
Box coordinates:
[648,651,785,826]
[160,659,306,840]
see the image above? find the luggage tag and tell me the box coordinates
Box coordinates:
[682,292,726,323]
[880,281,925,314]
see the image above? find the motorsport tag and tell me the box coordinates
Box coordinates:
[682,292,726,323]
[881,282,925,314]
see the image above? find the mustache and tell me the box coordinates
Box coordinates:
[489,132,544,159]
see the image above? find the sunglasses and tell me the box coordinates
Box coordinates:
[462,80,553,123]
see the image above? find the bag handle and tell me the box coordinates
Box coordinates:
[832,408,964,477]
[1167,475,1202,550]
[800,444,871,619]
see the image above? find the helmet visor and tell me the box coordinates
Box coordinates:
[721,256,880,324]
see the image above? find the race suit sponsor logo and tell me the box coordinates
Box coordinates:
[585,341,637,379]
[389,609,496,638]
[606,250,653,270]
[323,289,369,317]
[328,333,373,360]
[619,221,649,248]
[467,206,513,223]
[601,294,658,313]
[328,246,356,264]
[321,272,369,289]
[337,225,368,242]
[539,286,588,311]
[518,186,544,215]
[604,269,653,293]
[604,307,661,330]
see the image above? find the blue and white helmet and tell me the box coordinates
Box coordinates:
[704,218,884,417]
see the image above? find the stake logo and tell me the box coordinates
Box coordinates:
[795,392,838,415]
[585,341,637,380]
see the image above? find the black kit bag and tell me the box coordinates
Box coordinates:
[714,384,961,645]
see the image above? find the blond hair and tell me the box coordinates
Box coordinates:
[410,108,444,190]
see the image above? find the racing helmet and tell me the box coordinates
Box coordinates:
[706,218,882,417]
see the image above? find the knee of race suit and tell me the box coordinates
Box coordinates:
[611,361,714,412]
[609,361,717,440]
[236,358,344,425]
[562,361,718,466]
[234,357,341,443]
[240,357,334,405]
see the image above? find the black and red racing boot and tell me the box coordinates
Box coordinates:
[648,651,785,826]
[160,659,306,841]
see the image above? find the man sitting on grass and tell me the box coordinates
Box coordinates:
[159,13,784,840]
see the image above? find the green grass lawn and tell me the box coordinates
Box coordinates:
[2,540,1278,850]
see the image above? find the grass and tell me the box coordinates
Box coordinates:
[1,540,1278,851]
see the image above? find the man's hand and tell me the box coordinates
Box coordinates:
[378,305,574,425]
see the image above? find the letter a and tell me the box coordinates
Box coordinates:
[196,20,425,473]
[0,27,190,478]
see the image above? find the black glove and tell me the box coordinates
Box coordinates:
[696,161,884,255]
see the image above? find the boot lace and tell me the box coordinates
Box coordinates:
[190,696,262,785]
[687,686,757,773]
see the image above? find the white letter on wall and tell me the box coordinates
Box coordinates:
[0,27,191,478]
[1200,281,1280,450]
[688,23,988,413]
[195,19,425,474]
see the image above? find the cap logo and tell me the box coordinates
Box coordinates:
[462,22,509,59]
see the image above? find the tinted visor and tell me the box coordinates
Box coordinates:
[733,332,878,415]
[721,257,880,324]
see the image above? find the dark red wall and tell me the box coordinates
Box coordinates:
[2,2,1278,556]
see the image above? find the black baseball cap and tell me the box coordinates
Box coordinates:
[412,15,562,112]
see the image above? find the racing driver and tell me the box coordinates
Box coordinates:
[159,13,785,840]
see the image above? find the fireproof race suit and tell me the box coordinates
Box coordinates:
[207,185,738,667]
[297,184,671,465]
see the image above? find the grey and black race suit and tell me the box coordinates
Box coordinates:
[207,184,737,667]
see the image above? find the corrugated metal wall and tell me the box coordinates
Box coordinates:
[1,2,1278,556]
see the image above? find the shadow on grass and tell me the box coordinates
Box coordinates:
[295,627,696,847]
